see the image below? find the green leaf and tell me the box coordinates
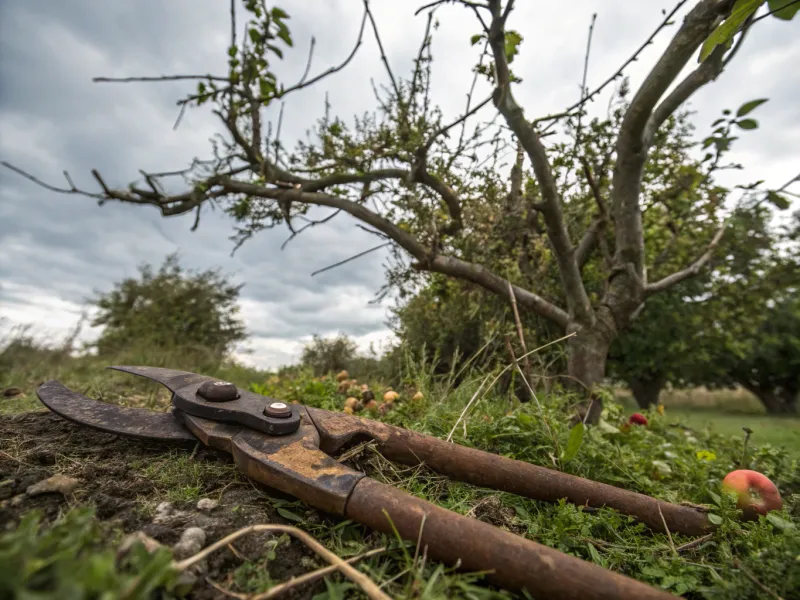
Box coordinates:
[504,30,523,64]
[277,507,304,522]
[766,190,791,209]
[470,34,482,46]
[766,513,796,530]
[271,7,290,20]
[768,0,800,19]
[228,45,238,58]
[652,460,672,476]
[699,0,763,62]
[709,491,722,506]
[597,419,621,435]
[708,513,723,525]
[736,98,768,116]
[735,118,758,130]
[563,423,585,463]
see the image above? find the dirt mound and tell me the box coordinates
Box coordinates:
[0,411,335,599]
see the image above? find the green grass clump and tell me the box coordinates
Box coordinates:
[2,335,799,599]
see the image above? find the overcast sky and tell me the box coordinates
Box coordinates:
[1,1,798,369]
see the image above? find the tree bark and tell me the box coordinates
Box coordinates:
[566,323,614,425]
[629,374,667,409]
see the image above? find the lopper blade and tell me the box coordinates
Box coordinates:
[36,380,196,442]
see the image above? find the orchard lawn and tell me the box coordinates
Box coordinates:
[618,387,800,456]
[2,345,799,599]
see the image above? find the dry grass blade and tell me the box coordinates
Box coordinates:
[173,524,390,600]
[445,332,576,443]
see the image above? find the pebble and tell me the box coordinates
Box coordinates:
[117,531,164,558]
[196,498,218,511]
[26,474,80,496]
[172,526,207,560]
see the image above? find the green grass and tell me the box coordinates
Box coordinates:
[2,334,800,599]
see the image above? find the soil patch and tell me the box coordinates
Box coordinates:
[0,411,342,599]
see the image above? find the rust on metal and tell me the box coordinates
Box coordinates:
[36,380,196,442]
[346,478,678,600]
[308,407,711,536]
[185,408,364,515]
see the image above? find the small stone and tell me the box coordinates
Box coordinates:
[172,527,207,560]
[26,474,80,497]
[2,387,23,398]
[153,501,188,524]
[118,531,164,559]
[196,498,218,512]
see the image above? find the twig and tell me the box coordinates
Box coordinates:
[364,0,400,100]
[506,280,532,391]
[657,504,677,556]
[675,533,714,553]
[173,524,390,600]
[251,547,386,600]
[310,242,391,277]
[540,0,691,132]
[734,560,784,600]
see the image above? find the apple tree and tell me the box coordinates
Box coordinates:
[5,0,797,422]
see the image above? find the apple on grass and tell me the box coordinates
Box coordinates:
[629,413,648,426]
[722,469,783,519]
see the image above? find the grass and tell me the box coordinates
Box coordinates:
[2,332,800,600]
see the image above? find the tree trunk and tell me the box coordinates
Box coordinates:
[566,324,612,425]
[740,382,798,415]
[629,374,667,409]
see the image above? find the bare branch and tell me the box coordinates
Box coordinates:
[311,242,391,277]
[645,223,726,294]
[364,0,401,100]
[93,74,230,84]
[486,0,592,325]
[538,1,692,132]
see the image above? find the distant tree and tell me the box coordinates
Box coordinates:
[300,332,358,376]
[90,253,247,358]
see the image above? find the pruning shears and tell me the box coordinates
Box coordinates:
[36,366,711,599]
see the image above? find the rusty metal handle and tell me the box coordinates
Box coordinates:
[345,478,678,600]
[308,408,711,536]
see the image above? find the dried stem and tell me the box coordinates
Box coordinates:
[173,524,390,600]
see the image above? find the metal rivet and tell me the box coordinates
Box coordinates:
[197,380,239,402]
[264,401,291,418]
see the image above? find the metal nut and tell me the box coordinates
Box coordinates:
[197,380,239,402]
[264,401,291,418]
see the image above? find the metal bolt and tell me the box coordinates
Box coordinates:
[264,401,291,418]
[197,380,239,402]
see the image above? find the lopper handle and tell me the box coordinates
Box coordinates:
[345,478,679,600]
[308,408,711,536]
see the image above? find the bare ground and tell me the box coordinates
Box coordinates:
[0,410,354,599]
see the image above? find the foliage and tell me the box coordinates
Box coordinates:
[700,0,800,62]
[89,253,247,360]
[0,507,184,599]
[300,332,359,376]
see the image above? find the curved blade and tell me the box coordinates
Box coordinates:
[36,380,196,442]
[107,365,211,391]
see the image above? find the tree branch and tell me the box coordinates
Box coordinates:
[645,222,726,294]
[486,0,593,325]
[610,0,732,280]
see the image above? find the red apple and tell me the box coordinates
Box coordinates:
[629,413,648,426]
[721,469,782,518]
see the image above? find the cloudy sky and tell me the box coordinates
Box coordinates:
[1,1,798,369]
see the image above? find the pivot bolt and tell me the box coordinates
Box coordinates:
[197,380,239,402]
[264,401,291,418]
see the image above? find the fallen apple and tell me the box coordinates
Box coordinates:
[722,469,783,518]
[629,413,648,426]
